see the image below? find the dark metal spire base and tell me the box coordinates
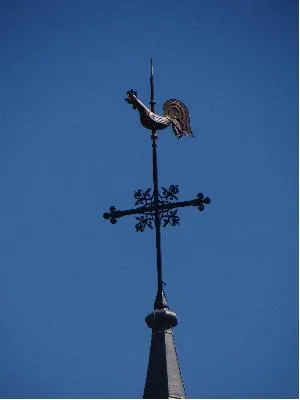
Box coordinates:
[153,288,169,310]
[143,291,186,399]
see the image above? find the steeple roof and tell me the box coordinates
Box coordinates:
[143,289,186,399]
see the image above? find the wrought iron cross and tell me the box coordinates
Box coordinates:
[103,60,210,307]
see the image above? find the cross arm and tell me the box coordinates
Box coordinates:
[103,192,211,225]
[161,194,211,211]
[103,204,152,224]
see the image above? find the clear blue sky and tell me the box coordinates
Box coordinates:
[0,0,298,398]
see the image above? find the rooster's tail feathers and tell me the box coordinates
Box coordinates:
[163,99,194,138]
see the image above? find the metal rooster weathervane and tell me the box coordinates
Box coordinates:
[103,59,210,304]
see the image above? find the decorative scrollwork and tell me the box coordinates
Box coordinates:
[135,214,154,232]
[133,185,181,231]
[160,185,179,202]
[134,188,153,206]
[162,209,180,227]
[103,185,210,232]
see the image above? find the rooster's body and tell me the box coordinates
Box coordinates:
[125,89,194,139]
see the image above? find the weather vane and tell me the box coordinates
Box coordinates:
[103,59,210,308]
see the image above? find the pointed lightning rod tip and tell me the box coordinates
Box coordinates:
[149,58,155,110]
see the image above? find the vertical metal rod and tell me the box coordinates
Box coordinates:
[150,59,163,294]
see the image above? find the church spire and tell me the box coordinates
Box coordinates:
[143,289,186,398]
